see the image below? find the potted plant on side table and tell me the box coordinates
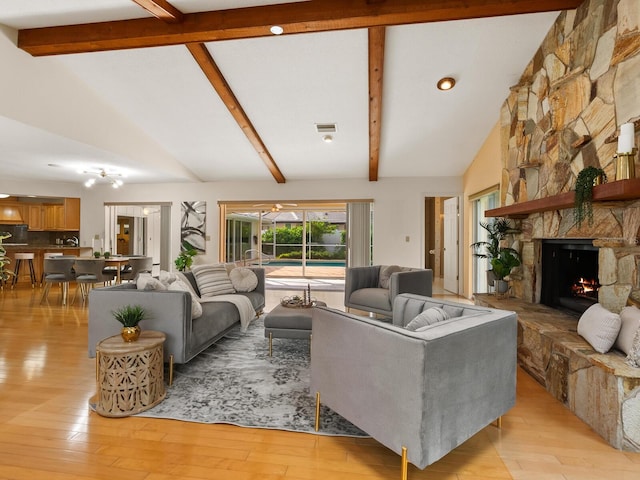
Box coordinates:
[175,247,197,272]
[112,305,148,342]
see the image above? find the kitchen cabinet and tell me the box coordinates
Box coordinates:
[1,197,79,231]
[43,198,80,231]
[28,205,44,231]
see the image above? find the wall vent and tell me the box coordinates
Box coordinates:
[315,123,337,133]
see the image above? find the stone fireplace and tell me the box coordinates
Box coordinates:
[488,0,640,314]
[476,1,640,452]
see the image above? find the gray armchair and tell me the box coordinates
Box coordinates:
[344,265,433,317]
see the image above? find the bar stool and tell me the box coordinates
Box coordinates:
[12,252,37,288]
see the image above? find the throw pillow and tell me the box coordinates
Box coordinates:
[577,303,621,354]
[379,265,402,289]
[159,270,177,287]
[626,328,640,368]
[443,305,464,318]
[136,273,167,291]
[192,264,236,297]
[615,306,640,355]
[405,307,450,331]
[169,279,203,319]
[229,267,258,292]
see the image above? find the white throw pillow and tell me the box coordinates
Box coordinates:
[136,273,167,291]
[229,267,258,292]
[192,264,236,297]
[615,306,640,355]
[405,307,450,331]
[577,303,621,354]
[169,279,203,319]
[159,270,177,287]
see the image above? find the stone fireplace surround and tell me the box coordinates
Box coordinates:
[475,0,640,453]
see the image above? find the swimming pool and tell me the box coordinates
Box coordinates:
[269,260,346,267]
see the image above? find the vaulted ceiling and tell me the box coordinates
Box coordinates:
[0,0,583,186]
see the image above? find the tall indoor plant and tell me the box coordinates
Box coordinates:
[0,232,15,289]
[175,247,197,272]
[471,218,517,285]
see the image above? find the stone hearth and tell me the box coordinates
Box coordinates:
[475,294,640,452]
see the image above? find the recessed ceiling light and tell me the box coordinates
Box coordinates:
[270,25,284,35]
[437,77,456,91]
[48,163,61,168]
[322,135,334,143]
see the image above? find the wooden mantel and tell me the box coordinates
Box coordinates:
[486,178,640,218]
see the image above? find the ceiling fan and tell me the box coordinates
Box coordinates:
[253,203,297,212]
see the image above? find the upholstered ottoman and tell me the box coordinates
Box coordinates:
[264,301,327,356]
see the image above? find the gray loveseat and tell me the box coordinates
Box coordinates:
[311,293,517,476]
[87,268,265,365]
[344,265,433,317]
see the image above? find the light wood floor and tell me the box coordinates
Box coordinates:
[1,285,639,479]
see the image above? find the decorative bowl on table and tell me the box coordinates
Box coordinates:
[280,295,316,308]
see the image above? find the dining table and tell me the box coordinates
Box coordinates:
[103,256,131,284]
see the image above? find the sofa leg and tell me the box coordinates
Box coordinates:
[168,354,174,387]
[495,416,502,429]
[314,392,321,432]
[269,332,273,357]
[309,333,312,356]
[401,446,408,480]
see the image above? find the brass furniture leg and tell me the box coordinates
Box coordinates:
[495,416,502,429]
[314,392,321,432]
[401,446,408,480]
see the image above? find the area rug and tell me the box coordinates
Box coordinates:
[138,317,368,437]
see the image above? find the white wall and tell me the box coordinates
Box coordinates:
[78,177,462,269]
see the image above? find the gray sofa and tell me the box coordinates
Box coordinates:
[344,265,433,317]
[87,268,265,364]
[311,293,517,475]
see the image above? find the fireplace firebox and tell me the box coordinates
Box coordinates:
[540,239,599,315]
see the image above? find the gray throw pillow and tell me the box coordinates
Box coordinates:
[577,303,621,354]
[379,265,402,289]
[615,306,640,355]
[443,305,464,318]
[405,307,450,331]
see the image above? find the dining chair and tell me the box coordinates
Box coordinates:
[41,257,77,305]
[120,256,153,282]
[72,258,115,305]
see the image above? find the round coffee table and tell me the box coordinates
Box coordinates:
[264,301,327,356]
[93,330,166,417]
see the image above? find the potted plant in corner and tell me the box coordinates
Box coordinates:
[471,218,516,287]
[0,232,15,290]
[112,304,148,342]
[574,166,607,227]
[175,247,197,272]
[491,249,521,294]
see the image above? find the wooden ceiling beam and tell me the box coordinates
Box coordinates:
[368,27,385,182]
[18,0,584,56]
[131,0,184,23]
[186,43,286,184]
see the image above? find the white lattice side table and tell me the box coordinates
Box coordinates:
[94,330,166,417]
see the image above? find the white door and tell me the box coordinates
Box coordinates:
[443,197,459,294]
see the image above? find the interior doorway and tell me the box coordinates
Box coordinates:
[424,196,459,294]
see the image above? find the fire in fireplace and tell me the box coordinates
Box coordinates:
[540,239,599,315]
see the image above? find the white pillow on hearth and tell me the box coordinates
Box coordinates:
[614,305,640,355]
[577,303,621,354]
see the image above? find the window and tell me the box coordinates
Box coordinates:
[471,188,499,293]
